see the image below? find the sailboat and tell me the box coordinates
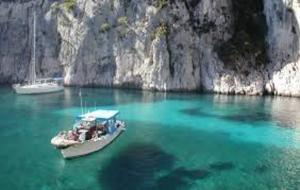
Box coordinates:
[13,9,64,95]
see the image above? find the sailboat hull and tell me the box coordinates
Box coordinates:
[13,84,64,94]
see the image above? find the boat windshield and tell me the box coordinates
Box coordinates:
[73,116,104,129]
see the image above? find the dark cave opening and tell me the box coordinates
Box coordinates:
[216,0,268,72]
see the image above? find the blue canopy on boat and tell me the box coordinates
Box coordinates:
[77,110,119,120]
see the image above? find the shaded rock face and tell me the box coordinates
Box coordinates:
[217,0,268,71]
[0,0,299,96]
[194,0,266,95]
[0,0,62,83]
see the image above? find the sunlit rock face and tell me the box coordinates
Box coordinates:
[58,0,201,91]
[264,0,300,97]
[0,0,299,96]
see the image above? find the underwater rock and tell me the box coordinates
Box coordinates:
[171,167,210,180]
[180,107,272,125]
[209,161,235,171]
[156,173,190,190]
[254,164,269,174]
[179,107,206,118]
[156,167,210,190]
[221,112,272,123]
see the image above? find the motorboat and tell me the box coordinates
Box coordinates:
[51,109,126,159]
[13,9,64,95]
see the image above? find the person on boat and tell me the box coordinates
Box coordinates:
[97,124,104,131]
[92,130,98,139]
[85,126,96,140]
[67,130,78,141]
[78,132,86,142]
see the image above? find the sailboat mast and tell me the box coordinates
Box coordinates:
[79,89,83,114]
[32,9,36,84]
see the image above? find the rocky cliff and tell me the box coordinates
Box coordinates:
[0,0,299,96]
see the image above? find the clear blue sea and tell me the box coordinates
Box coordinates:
[1,86,300,190]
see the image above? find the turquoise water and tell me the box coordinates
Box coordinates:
[1,86,300,190]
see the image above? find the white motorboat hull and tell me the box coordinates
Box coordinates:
[61,127,124,159]
[13,84,64,94]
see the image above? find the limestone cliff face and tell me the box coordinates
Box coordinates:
[264,0,300,96]
[0,0,299,96]
[57,0,202,91]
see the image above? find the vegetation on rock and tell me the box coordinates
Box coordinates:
[62,0,77,12]
[50,2,60,11]
[117,16,128,26]
[116,16,129,38]
[50,0,76,12]
[155,0,168,10]
[100,23,110,33]
[154,23,168,39]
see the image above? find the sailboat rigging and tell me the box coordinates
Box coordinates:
[13,8,64,94]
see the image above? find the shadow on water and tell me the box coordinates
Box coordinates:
[98,142,234,190]
[180,105,298,129]
[254,164,269,174]
[222,112,272,123]
[209,161,235,171]
[156,167,210,190]
[98,143,175,190]
[180,107,272,124]
[156,161,236,189]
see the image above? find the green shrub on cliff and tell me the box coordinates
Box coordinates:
[116,16,129,38]
[155,23,168,38]
[50,0,76,12]
[100,23,110,33]
[63,0,77,12]
[50,2,60,11]
[117,16,128,26]
[155,0,168,10]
